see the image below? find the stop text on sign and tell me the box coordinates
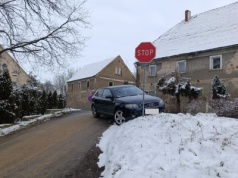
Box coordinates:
[136,49,154,56]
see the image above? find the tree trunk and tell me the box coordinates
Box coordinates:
[176,94,181,113]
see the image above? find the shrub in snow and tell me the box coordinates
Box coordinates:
[20,85,33,116]
[157,71,202,112]
[183,100,203,115]
[58,94,66,109]
[157,72,201,100]
[27,72,41,87]
[157,75,176,95]
[209,98,238,118]
[0,70,12,100]
[10,88,23,119]
[52,90,58,109]
[0,71,66,123]
[36,90,48,115]
[212,75,230,99]
[177,81,201,100]
[0,100,16,124]
[0,70,16,123]
[47,91,53,109]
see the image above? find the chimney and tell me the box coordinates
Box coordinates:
[185,10,191,22]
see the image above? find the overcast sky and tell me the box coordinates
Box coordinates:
[31,0,237,82]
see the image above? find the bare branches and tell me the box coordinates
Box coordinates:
[0,0,90,71]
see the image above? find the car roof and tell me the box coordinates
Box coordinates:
[102,85,135,89]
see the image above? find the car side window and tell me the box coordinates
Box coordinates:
[95,89,103,97]
[102,89,112,98]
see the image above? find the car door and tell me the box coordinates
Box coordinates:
[92,89,104,113]
[101,88,114,116]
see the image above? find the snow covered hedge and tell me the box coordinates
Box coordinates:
[157,72,202,100]
[0,70,66,124]
[209,98,238,118]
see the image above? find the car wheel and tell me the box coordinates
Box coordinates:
[114,109,126,125]
[92,105,100,118]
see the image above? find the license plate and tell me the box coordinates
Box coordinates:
[145,109,159,115]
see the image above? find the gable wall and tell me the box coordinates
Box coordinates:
[96,55,135,82]
[136,46,238,113]
[66,77,95,110]
[0,50,30,85]
[66,56,136,110]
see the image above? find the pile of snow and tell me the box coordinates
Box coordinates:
[0,108,81,136]
[98,113,238,178]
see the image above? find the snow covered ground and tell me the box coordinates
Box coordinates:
[2,110,238,177]
[0,108,80,136]
[97,113,238,178]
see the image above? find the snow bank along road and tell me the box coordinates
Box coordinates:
[0,110,109,178]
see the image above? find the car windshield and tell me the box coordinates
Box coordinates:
[111,86,144,98]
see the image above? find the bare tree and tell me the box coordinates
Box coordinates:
[53,68,79,96]
[40,80,55,93]
[0,0,90,71]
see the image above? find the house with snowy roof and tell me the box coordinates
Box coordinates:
[135,2,238,112]
[0,45,30,85]
[66,55,135,109]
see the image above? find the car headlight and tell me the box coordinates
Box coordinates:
[125,104,139,109]
[159,100,164,107]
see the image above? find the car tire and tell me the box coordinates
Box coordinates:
[114,109,126,125]
[92,105,100,118]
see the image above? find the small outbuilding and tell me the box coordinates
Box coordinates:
[66,55,136,110]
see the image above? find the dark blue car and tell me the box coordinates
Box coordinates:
[91,85,165,125]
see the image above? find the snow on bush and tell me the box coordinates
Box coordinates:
[183,100,203,115]
[212,75,230,99]
[209,98,238,118]
[157,71,202,99]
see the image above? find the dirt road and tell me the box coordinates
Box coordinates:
[0,110,110,178]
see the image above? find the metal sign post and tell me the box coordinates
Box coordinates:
[142,64,146,116]
[135,42,156,117]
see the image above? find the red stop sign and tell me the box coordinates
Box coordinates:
[135,42,156,63]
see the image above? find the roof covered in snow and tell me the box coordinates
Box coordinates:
[153,2,238,59]
[67,56,116,82]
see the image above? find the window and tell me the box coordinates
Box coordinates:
[71,84,74,92]
[149,65,156,76]
[210,55,222,70]
[115,67,122,75]
[176,60,186,73]
[102,89,112,98]
[78,82,81,90]
[2,64,8,72]
[12,70,18,76]
[108,82,113,86]
[95,89,103,97]
[86,80,90,89]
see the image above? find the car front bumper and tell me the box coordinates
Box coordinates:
[123,106,165,121]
